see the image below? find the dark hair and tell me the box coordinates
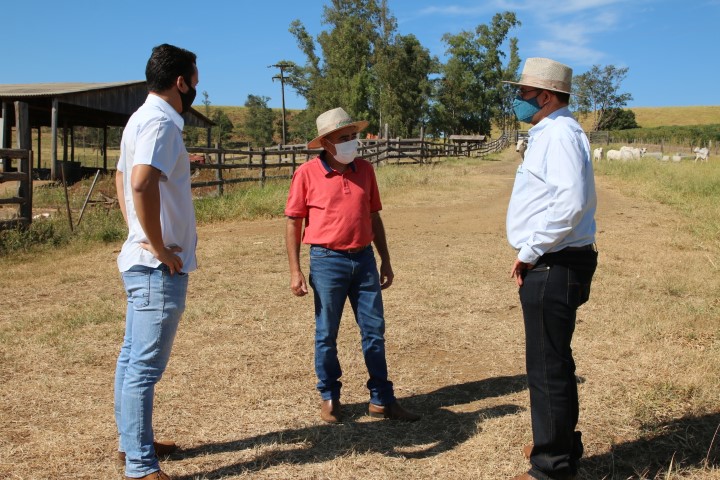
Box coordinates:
[555,92,570,104]
[145,44,197,93]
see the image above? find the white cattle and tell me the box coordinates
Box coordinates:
[661,155,670,161]
[693,147,709,162]
[516,137,528,159]
[671,154,682,162]
[606,149,626,161]
[620,146,647,159]
[593,147,603,161]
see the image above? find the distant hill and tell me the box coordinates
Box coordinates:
[630,106,720,128]
[200,105,720,142]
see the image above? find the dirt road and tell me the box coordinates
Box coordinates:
[1,149,717,479]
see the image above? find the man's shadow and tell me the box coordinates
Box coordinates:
[172,374,527,479]
[580,412,720,478]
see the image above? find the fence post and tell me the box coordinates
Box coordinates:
[260,147,266,187]
[291,148,297,174]
[420,126,426,163]
[215,143,224,197]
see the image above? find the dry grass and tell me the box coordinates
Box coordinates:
[1,150,718,479]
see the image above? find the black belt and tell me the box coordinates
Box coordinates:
[313,244,369,254]
[557,243,597,253]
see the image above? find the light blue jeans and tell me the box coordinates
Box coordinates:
[114,264,188,478]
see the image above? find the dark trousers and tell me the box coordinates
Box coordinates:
[520,249,597,480]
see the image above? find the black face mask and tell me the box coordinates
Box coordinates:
[179,77,196,114]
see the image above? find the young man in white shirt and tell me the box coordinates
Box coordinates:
[114,43,199,480]
[504,58,598,480]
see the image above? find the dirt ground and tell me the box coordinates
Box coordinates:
[0,149,718,479]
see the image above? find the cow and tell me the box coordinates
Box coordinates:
[516,137,528,159]
[693,147,709,162]
[606,149,634,161]
[593,147,603,162]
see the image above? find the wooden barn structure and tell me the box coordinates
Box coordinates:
[0,81,213,180]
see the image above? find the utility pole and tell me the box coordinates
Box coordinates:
[269,63,291,146]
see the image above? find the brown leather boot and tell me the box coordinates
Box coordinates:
[320,399,342,423]
[368,401,420,421]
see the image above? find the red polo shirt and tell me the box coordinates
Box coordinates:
[285,155,382,250]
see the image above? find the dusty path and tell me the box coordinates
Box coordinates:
[1,150,717,479]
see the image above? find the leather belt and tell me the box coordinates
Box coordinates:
[559,243,597,253]
[313,244,369,254]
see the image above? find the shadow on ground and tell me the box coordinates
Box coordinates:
[580,412,720,479]
[172,374,527,479]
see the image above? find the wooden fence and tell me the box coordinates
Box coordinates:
[188,132,512,195]
[0,148,33,230]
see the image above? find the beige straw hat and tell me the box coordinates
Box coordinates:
[307,107,369,148]
[503,57,574,95]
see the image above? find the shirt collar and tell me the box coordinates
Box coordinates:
[319,151,356,175]
[145,93,185,131]
[529,106,572,135]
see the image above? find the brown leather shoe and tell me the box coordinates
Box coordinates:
[320,399,342,423]
[118,440,178,463]
[368,401,420,421]
[125,469,172,480]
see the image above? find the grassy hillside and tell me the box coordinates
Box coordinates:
[631,105,720,128]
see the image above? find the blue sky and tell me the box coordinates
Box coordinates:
[3,0,718,110]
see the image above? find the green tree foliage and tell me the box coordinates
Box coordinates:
[598,108,639,130]
[244,95,276,147]
[430,11,520,136]
[282,0,435,139]
[571,65,633,132]
[211,109,234,146]
[375,34,438,137]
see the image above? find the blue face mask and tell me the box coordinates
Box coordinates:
[512,96,541,123]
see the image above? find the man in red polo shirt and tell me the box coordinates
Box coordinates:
[285,107,420,424]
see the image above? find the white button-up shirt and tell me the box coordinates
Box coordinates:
[506,107,597,265]
[117,94,198,273]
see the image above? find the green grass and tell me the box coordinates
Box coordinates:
[594,157,720,248]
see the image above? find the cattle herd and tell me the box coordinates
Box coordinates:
[593,145,710,163]
[514,136,711,163]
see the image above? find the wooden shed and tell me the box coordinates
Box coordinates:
[0,81,213,180]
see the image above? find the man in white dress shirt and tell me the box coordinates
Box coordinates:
[114,43,199,480]
[504,58,598,480]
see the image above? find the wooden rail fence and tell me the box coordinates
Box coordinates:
[188,132,512,195]
[0,148,33,230]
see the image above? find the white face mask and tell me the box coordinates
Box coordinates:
[333,138,358,164]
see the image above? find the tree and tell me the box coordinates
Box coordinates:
[244,95,276,147]
[282,0,435,139]
[374,34,438,137]
[597,108,639,130]
[571,65,633,132]
[430,11,520,137]
[211,109,234,146]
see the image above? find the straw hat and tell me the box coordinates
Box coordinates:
[307,107,369,148]
[503,57,574,95]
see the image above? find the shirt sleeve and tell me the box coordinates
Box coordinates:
[285,167,309,218]
[517,130,588,264]
[132,118,179,177]
[366,163,383,213]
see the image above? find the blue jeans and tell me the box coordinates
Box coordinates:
[114,265,188,478]
[309,245,395,405]
[520,250,597,480]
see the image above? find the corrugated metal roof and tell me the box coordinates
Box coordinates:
[0,81,145,97]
